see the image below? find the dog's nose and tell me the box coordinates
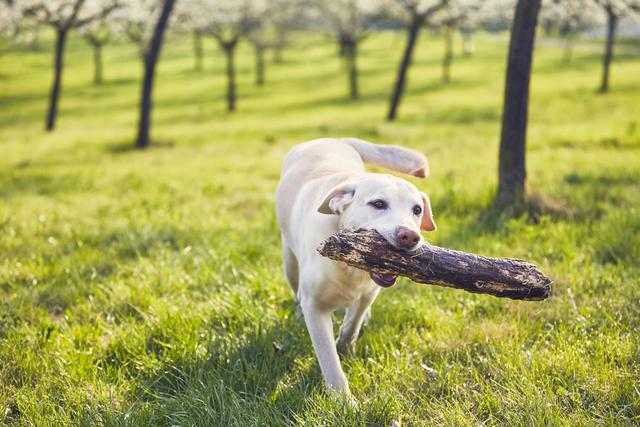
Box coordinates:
[395,226,421,249]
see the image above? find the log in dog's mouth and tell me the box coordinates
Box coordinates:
[370,272,397,288]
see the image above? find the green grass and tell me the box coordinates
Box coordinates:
[1,29,639,426]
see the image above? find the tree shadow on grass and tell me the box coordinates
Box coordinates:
[92,298,403,425]
[564,172,638,187]
[0,170,94,198]
[94,307,320,425]
[104,139,175,154]
[560,171,639,221]
[413,76,486,94]
[536,50,640,74]
[270,79,485,117]
[432,186,577,255]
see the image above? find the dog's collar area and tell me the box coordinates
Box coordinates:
[370,272,397,287]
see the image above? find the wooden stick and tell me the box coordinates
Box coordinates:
[317,229,552,301]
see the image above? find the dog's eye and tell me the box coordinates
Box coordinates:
[413,205,422,215]
[368,200,388,210]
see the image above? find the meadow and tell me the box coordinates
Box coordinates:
[0,29,639,425]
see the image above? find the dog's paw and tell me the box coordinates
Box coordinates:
[336,338,356,355]
[327,388,358,409]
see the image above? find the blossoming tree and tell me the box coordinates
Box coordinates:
[386,0,447,121]
[316,0,383,98]
[16,0,120,130]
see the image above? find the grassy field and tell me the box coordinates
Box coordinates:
[1,29,639,426]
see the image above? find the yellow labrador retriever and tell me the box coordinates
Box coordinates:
[275,138,436,396]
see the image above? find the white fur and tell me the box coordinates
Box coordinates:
[275,138,436,396]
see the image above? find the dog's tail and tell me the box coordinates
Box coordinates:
[343,138,428,178]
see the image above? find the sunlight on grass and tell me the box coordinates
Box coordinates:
[0,30,639,425]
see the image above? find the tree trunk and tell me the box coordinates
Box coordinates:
[599,7,617,93]
[338,36,347,58]
[496,0,541,208]
[46,28,67,131]
[274,33,285,63]
[563,36,574,62]
[28,28,41,51]
[442,24,453,83]
[225,45,236,111]
[461,31,474,56]
[93,43,103,84]
[387,19,421,121]
[317,229,551,301]
[193,30,203,71]
[136,0,176,149]
[255,45,265,86]
[346,39,358,99]
[274,46,283,63]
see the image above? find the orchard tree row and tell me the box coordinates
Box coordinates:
[0,0,639,209]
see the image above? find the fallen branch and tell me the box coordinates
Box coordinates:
[317,229,551,301]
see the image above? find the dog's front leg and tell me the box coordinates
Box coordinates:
[300,299,350,395]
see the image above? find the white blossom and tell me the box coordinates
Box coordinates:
[15,0,120,30]
[115,0,165,53]
[315,0,383,41]
[0,1,19,37]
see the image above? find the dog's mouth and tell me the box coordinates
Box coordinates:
[370,272,397,288]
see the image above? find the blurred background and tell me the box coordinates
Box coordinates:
[1,0,639,425]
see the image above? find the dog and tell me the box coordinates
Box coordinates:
[275,138,436,396]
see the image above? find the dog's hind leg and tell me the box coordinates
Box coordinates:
[281,235,301,299]
[336,289,379,354]
[282,239,304,318]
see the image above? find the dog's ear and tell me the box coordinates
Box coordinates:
[420,192,437,231]
[318,181,357,215]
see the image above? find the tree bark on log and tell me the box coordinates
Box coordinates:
[317,229,551,301]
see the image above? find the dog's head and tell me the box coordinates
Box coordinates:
[318,173,436,248]
[318,174,436,287]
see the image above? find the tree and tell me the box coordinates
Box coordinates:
[1,1,45,50]
[433,0,483,83]
[246,0,301,86]
[172,0,210,71]
[0,1,18,40]
[17,0,119,131]
[173,0,256,110]
[130,0,177,148]
[540,0,600,62]
[316,0,382,99]
[539,0,638,90]
[386,0,447,121]
[80,18,114,84]
[246,18,270,86]
[120,0,158,58]
[200,0,255,112]
[269,0,301,63]
[593,0,639,93]
[496,0,541,208]
[1,1,44,49]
